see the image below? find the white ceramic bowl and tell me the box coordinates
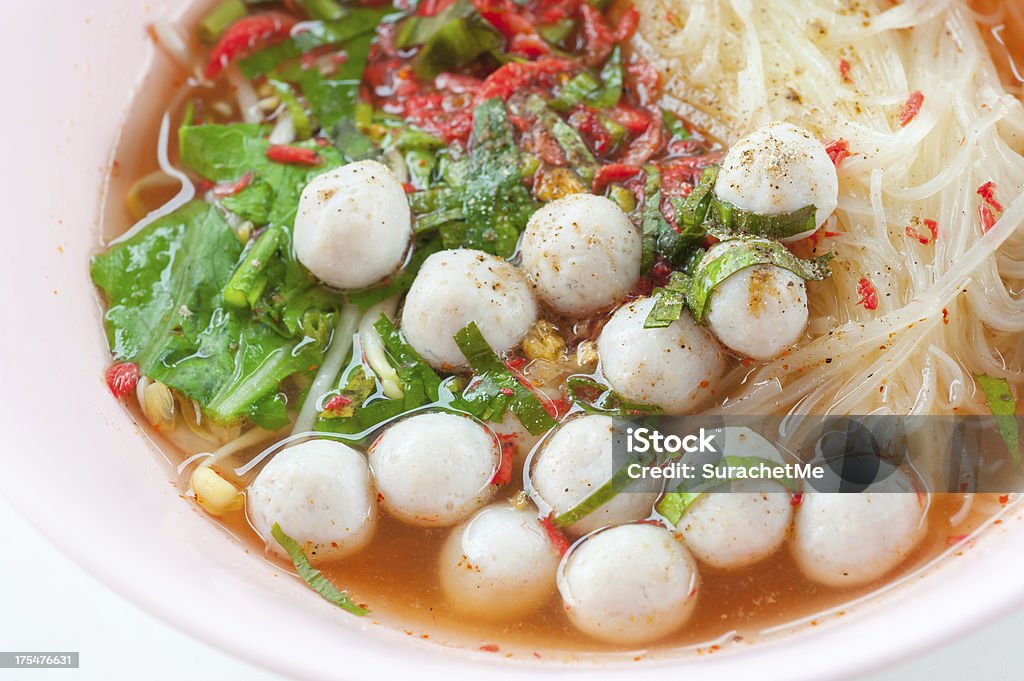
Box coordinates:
[1,2,1023,680]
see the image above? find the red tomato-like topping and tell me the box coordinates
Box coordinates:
[592,163,642,194]
[205,13,298,80]
[825,138,850,167]
[106,362,141,399]
[266,145,320,166]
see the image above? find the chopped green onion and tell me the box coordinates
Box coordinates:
[607,184,636,212]
[550,72,601,112]
[454,322,559,435]
[223,225,283,309]
[198,0,247,44]
[687,239,832,324]
[537,19,576,46]
[976,374,1020,468]
[268,80,312,140]
[271,523,369,616]
[662,109,691,140]
[587,46,623,109]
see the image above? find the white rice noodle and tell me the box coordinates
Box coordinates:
[634,0,1024,426]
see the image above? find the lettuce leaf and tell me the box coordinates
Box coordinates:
[91,201,337,429]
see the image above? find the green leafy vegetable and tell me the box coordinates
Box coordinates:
[293,33,374,131]
[457,98,536,257]
[976,374,1020,467]
[453,322,559,435]
[639,165,670,273]
[91,202,336,429]
[643,271,691,329]
[239,7,391,78]
[412,15,502,80]
[395,0,475,47]
[687,239,832,323]
[271,523,369,616]
[566,376,663,416]
[221,177,273,224]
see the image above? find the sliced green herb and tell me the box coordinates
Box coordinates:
[566,376,663,416]
[687,239,832,324]
[588,46,622,108]
[453,322,559,435]
[457,98,536,257]
[656,456,799,525]
[976,374,1020,467]
[643,271,691,329]
[271,523,369,616]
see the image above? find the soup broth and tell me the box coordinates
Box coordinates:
[95,0,1024,660]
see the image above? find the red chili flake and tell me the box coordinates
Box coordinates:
[999,494,1010,505]
[923,218,939,241]
[508,33,551,58]
[790,492,804,506]
[478,644,500,653]
[266,145,320,166]
[904,225,930,245]
[857,277,879,310]
[402,182,416,193]
[105,362,141,399]
[825,138,851,167]
[504,356,526,372]
[942,308,949,324]
[499,387,515,396]
[977,181,1004,212]
[212,172,252,197]
[946,534,969,546]
[322,394,352,414]
[539,514,572,556]
[898,90,924,127]
[698,380,710,389]
[592,163,643,194]
[490,434,514,486]
[838,58,852,83]
[314,136,330,147]
[740,357,756,368]
[979,205,996,233]
[205,13,298,80]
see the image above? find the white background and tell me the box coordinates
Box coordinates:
[0,492,1017,681]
